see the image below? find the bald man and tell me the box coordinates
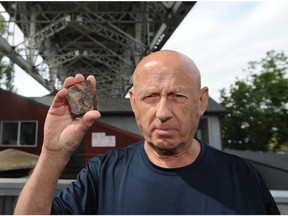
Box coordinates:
[14,50,279,215]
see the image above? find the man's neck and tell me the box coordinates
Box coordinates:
[144,139,201,169]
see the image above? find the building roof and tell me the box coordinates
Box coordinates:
[0,149,39,171]
[225,149,288,172]
[32,92,226,114]
[206,97,227,114]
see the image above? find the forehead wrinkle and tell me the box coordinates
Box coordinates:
[132,50,202,89]
[136,85,191,98]
[132,60,160,89]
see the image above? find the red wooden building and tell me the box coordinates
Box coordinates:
[0,88,141,178]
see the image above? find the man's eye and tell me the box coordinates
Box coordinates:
[143,95,153,100]
[170,93,182,98]
[175,94,184,98]
[170,94,186,101]
[142,94,158,103]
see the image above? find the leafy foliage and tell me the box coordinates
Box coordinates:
[0,14,16,92]
[220,50,288,152]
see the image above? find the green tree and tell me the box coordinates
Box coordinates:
[220,50,288,152]
[0,14,16,92]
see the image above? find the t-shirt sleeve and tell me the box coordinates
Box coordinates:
[51,158,101,214]
[249,163,280,215]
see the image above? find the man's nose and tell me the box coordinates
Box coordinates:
[156,97,173,122]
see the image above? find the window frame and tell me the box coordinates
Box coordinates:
[0,120,38,147]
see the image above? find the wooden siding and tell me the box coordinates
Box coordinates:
[0,89,47,155]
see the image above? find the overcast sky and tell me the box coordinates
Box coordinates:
[11,1,288,102]
[163,1,288,102]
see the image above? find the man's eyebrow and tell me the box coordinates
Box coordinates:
[137,87,190,96]
[170,87,191,94]
[137,89,157,96]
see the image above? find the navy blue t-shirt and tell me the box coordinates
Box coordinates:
[51,139,280,214]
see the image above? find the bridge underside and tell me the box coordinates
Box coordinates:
[0,2,195,98]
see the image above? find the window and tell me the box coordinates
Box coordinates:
[0,121,38,147]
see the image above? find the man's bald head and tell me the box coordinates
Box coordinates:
[132,50,201,90]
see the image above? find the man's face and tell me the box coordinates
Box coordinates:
[130,60,207,153]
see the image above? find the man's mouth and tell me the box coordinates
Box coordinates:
[154,128,177,137]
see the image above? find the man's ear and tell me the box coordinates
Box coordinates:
[129,88,136,114]
[199,87,209,116]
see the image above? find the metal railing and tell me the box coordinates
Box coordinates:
[0,178,73,215]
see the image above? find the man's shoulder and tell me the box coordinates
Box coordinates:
[204,142,255,171]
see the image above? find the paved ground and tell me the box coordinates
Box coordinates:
[278,203,288,215]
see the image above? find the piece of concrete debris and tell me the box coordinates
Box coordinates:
[67,80,97,115]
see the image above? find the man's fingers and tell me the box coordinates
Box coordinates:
[84,110,101,127]
[63,74,96,90]
[63,74,86,89]
[50,88,68,109]
[76,110,101,136]
[87,75,96,89]
[63,76,75,88]
[75,74,85,83]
